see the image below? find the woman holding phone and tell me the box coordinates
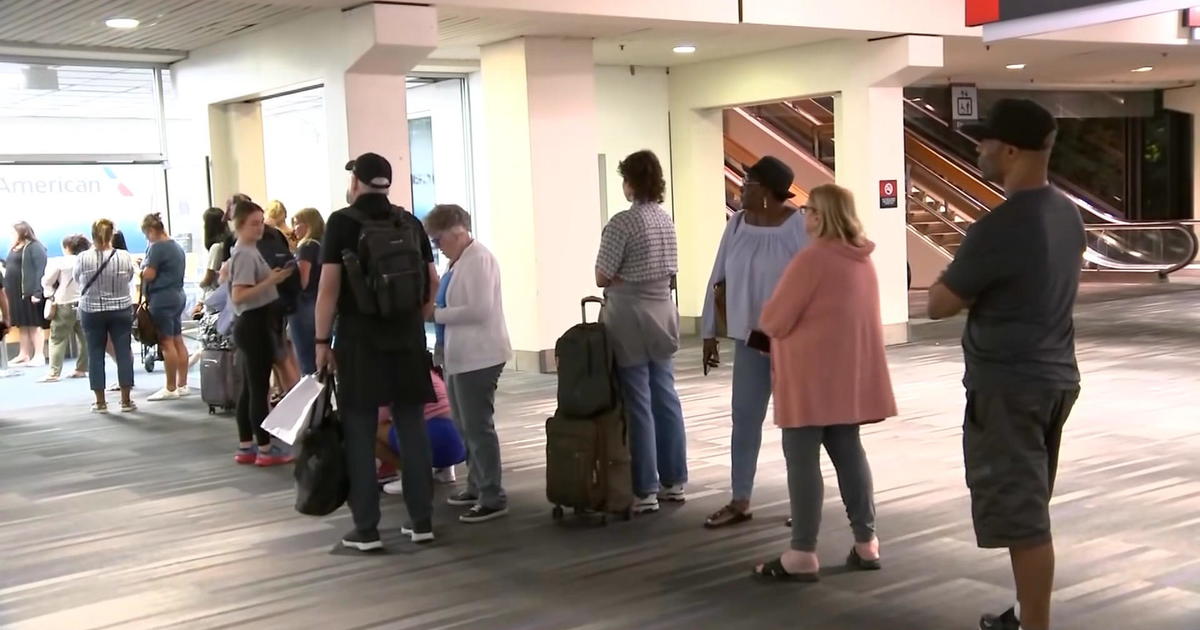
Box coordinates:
[228,201,295,467]
[752,184,896,582]
[699,157,808,529]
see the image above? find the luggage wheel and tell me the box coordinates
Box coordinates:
[552,505,564,521]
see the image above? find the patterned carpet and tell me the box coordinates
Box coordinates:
[1,285,1198,630]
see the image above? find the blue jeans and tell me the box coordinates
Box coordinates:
[618,360,688,496]
[80,308,134,392]
[289,295,316,375]
[731,340,773,502]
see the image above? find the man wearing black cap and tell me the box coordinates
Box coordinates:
[314,152,439,551]
[928,99,1084,630]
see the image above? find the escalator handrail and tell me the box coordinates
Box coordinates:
[907,158,994,219]
[1083,223,1199,276]
[907,192,968,237]
[902,99,1129,224]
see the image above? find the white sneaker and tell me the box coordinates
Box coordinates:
[147,387,180,402]
[660,484,686,503]
[433,467,456,484]
[176,386,192,397]
[633,494,660,515]
[382,479,404,496]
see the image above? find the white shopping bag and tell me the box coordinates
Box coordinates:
[262,375,325,445]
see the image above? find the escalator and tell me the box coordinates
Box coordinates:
[725,97,1198,281]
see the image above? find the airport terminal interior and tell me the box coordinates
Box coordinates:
[1,1,1199,629]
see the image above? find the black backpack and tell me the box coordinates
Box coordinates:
[342,206,425,318]
[555,298,619,418]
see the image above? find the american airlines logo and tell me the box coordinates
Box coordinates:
[0,167,133,196]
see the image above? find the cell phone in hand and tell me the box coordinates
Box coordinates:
[746,329,771,354]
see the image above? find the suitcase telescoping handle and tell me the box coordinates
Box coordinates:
[581,297,604,324]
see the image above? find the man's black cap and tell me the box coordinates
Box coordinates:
[962,98,1057,151]
[345,152,392,188]
[746,156,796,200]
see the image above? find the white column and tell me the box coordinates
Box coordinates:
[836,86,909,342]
[481,37,603,371]
[669,105,725,328]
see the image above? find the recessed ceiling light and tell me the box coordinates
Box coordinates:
[1131,66,1153,72]
[1005,63,1026,70]
[105,17,140,29]
[673,44,697,54]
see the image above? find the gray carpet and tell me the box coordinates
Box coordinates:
[1,286,1198,630]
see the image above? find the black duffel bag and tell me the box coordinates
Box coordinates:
[294,377,348,516]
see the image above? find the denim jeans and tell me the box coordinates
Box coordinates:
[730,340,773,502]
[80,308,134,392]
[289,295,316,375]
[618,360,688,497]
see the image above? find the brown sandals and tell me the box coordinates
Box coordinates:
[704,504,753,529]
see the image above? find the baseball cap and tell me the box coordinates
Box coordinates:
[961,98,1057,151]
[745,156,796,200]
[345,152,392,188]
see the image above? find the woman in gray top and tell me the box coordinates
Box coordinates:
[228,201,295,467]
[6,220,49,366]
[594,150,687,515]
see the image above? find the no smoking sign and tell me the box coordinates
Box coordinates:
[879,179,898,209]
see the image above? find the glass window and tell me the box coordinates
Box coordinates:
[0,62,161,156]
[0,164,167,257]
[262,88,330,212]
[409,116,436,219]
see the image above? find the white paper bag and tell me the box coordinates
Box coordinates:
[262,375,325,445]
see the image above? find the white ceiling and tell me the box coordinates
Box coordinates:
[932,37,1200,88]
[0,0,1196,89]
[0,0,316,57]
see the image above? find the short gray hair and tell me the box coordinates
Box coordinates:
[424,204,472,234]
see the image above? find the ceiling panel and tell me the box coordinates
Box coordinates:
[0,0,317,54]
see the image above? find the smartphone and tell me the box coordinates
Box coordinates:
[746,329,771,354]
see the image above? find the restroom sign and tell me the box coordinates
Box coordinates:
[952,84,979,121]
[879,179,898,208]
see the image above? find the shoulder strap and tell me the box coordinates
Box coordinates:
[81,250,116,297]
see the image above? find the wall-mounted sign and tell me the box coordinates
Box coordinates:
[951,84,979,122]
[879,179,899,209]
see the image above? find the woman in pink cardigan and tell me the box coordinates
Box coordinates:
[752,184,897,582]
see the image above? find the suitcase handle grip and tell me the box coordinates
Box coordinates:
[581,297,604,323]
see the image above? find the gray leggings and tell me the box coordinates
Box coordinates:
[783,425,877,552]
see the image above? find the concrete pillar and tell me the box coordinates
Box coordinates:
[835,86,909,341]
[480,37,603,371]
[669,105,725,330]
[338,3,438,211]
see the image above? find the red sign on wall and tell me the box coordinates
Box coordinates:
[879,180,898,209]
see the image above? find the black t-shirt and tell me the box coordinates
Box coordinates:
[296,240,321,299]
[941,186,1085,391]
[321,195,434,340]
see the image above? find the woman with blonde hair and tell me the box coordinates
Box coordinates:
[752,183,896,582]
[264,200,294,249]
[288,207,324,374]
[75,219,139,413]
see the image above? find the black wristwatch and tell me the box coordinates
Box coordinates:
[315,338,332,346]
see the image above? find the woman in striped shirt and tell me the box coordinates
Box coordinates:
[74,219,138,414]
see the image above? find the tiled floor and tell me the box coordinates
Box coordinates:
[1,285,1198,630]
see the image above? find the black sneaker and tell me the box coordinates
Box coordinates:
[401,519,435,544]
[459,505,508,524]
[341,529,383,552]
[446,491,479,507]
[980,608,1020,630]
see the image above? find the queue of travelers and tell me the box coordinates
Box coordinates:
[0,98,1078,630]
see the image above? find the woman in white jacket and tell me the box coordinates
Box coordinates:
[424,204,512,524]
